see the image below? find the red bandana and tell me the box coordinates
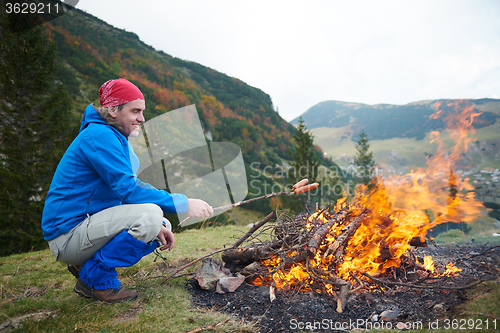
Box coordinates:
[99,78,144,108]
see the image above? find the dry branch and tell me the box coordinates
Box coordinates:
[359,271,489,290]
[160,213,275,284]
[231,212,274,248]
[159,248,229,285]
[332,209,370,263]
[308,265,351,313]
[307,209,348,257]
[185,318,231,333]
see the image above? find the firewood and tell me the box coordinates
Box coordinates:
[221,241,282,265]
[231,212,275,248]
[309,265,351,313]
[307,209,348,257]
[333,209,370,264]
[160,213,275,284]
[409,236,428,247]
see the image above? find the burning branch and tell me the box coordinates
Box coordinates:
[307,209,348,258]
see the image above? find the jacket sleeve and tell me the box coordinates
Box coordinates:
[79,129,188,214]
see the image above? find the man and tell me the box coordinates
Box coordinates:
[42,78,213,302]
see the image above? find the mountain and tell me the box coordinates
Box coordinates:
[47,8,296,167]
[292,99,500,172]
[291,99,500,140]
[40,7,314,212]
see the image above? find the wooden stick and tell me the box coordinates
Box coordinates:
[160,213,274,284]
[179,193,285,226]
[307,209,348,257]
[359,271,489,290]
[185,318,231,333]
[333,210,369,264]
[179,178,315,226]
[231,212,274,248]
[159,248,229,285]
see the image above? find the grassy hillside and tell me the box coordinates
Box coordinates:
[35,7,332,217]
[46,8,296,177]
[1,219,498,332]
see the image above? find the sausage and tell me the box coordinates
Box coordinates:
[294,183,319,194]
[292,178,309,190]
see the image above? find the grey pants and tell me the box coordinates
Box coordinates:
[48,203,171,266]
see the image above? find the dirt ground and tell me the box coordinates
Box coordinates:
[188,244,500,332]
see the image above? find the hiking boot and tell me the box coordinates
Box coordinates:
[74,278,138,303]
[67,265,82,279]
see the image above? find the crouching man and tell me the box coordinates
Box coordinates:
[41,78,213,302]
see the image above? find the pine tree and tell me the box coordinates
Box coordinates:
[286,117,320,211]
[0,11,73,256]
[354,130,375,185]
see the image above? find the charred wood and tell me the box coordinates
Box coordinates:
[333,209,370,264]
[410,236,428,247]
[221,241,282,265]
[307,209,348,257]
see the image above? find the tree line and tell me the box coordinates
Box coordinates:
[0,10,76,256]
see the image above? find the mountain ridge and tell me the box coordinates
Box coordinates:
[291,98,500,141]
[47,8,301,168]
[43,7,320,213]
[298,98,500,172]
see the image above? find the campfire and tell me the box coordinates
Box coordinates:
[160,101,494,331]
[219,100,485,312]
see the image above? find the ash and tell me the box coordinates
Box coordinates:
[188,244,500,333]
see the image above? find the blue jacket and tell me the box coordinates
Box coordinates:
[41,104,188,241]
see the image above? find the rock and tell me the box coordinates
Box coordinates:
[195,258,232,291]
[240,262,265,276]
[406,271,419,281]
[380,310,399,321]
[434,303,444,310]
[216,274,245,294]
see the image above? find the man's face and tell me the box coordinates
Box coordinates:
[109,99,146,137]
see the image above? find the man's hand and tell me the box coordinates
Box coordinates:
[157,226,175,251]
[186,198,214,218]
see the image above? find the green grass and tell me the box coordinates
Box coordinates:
[1,216,498,332]
[0,225,258,332]
[433,215,500,246]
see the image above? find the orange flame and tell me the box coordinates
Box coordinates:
[442,262,462,277]
[254,100,483,293]
[423,255,436,272]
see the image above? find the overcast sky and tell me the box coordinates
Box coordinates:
[74,0,500,122]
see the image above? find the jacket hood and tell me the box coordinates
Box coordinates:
[79,104,107,133]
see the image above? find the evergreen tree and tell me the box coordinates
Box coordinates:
[0,11,73,256]
[286,117,320,211]
[354,130,375,185]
